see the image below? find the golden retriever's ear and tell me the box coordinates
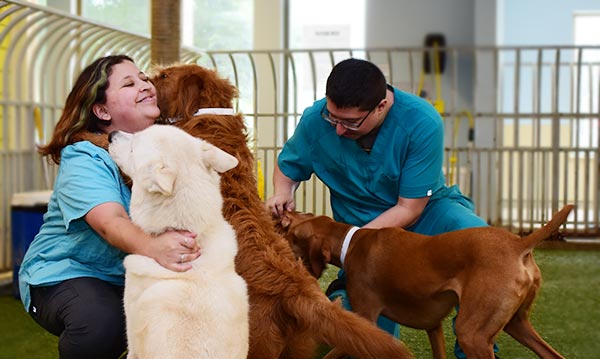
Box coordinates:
[145,162,176,196]
[199,140,238,173]
[180,75,204,117]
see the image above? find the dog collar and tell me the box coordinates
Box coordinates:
[340,226,361,267]
[193,108,235,116]
[163,108,235,124]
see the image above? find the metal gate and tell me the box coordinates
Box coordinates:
[1,0,599,271]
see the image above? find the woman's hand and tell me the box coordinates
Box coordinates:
[150,230,201,272]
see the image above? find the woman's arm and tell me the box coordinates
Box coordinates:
[85,202,200,272]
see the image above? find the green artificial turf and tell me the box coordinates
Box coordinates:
[1,249,598,359]
[0,296,57,359]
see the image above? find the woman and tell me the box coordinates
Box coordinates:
[18,55,201,359]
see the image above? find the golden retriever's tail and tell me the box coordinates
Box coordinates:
[520,204,574,249]
[286,289,414,359]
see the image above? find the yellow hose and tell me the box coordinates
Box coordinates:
[34,106,52,188]
[449,110,475,186]
[431,41,445,114]
[417,44,445,114]
[256,159,265,201]
[34,106,43,142]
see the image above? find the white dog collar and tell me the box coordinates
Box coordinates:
[340,226,361,267]
[193,108,235,116]
[164,108,235,124]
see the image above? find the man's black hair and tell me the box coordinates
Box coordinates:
[325,58,387,111]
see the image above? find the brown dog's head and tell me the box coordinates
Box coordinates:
[150,64,239,122]
[277,211,333,278]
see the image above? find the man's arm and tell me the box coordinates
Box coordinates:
[265,162,300,218]
[362,196,429,229]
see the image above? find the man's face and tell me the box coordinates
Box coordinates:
[322,100,382,139]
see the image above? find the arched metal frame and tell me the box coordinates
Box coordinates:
[1,0,599,270]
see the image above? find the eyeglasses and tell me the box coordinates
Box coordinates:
[320,103,376,131]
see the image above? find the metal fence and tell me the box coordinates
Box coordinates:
[1,0,599,270]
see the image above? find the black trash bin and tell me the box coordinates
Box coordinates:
[11,191,52,299]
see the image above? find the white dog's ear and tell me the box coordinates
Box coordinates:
[200,141,239,173]
[145,162,177,195]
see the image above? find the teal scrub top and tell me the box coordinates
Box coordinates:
[278,87,446,227]
[19,141,131,311]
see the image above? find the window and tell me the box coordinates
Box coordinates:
[573,12,599,151]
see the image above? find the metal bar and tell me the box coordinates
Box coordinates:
[534,52,542,219]
[550,48,561,216]
[494,48,503,225]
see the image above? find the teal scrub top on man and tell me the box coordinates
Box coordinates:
[278,87,446,227]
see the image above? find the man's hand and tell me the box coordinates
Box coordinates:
[266,163,300,218]
[266,193,296,218]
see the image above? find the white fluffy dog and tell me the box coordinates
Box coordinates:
[108,125,249,359]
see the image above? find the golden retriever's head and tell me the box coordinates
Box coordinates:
[150,64,239,122]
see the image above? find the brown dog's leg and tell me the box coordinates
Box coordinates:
[454,302,503,359]
[426,325,447,359]
[502,255,565,358]
[502,285,566,359]
[504,316,566,359]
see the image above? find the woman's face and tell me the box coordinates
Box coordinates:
[93,60,160,134]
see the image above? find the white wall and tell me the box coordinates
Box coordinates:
[365,0,477,47]
[500,0,600,46]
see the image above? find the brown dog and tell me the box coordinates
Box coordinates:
[278,206,573,359]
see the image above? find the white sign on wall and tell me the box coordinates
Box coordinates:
[302,25,351,48]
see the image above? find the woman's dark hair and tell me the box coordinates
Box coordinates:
[325,58,387,111]
[39,54,134,164]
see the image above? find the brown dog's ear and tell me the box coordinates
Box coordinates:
[280,212,292,228]
[292,222,328,278]
[309,238,329,278]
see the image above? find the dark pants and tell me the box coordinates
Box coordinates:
[29,277,126,359]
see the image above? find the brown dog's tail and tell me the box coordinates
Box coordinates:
[520,204,574,249]
[285,288,413,359]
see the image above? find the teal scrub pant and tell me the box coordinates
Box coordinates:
[406,185,488,236]
[329,185,499,358]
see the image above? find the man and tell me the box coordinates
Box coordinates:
[266,58,496,358]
